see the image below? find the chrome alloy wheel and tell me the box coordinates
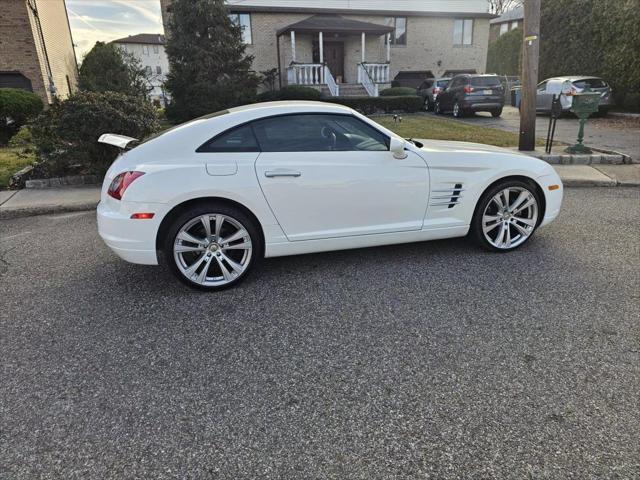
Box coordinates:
[453,102,460,117]
[482,187,538,249]
[173,214,252,287]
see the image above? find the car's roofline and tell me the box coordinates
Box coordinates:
[228,101,354,115]
[542,76,605,82]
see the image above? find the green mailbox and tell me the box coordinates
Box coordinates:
[565,92,601,154]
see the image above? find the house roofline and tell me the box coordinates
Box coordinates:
[229,5,497,19]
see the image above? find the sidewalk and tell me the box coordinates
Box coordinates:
[1,165,639,220]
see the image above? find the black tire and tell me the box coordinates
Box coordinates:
[469,179,542,253]
[161,201,263,291]
[434,101,442,114]
[424,99,432,111]
[453,101,464,118]
[491,108,503,118]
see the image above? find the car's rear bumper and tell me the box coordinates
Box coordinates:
[460,99,504,111]
[97,198,169,265]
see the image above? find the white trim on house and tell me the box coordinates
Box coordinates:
[227,0,491,15]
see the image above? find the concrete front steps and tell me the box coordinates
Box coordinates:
[320,84,369,97]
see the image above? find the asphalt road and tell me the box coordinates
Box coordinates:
[1,188,639,479]
[443,106,640,161]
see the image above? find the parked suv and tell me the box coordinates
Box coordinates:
[417,78,451,111]
[535,76,613,115]
[435,74,505,118]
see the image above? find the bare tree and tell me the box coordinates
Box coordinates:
[488,0,523,15]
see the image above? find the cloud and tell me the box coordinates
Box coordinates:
[111,0,162,25]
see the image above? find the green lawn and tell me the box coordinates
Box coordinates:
[374,114,544,148]
[0,147,35,188]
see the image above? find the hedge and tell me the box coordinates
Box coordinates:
[31,91,159,176]
[486,27,522,76]
[257,86,322,102]
[323,96,423,114]
[0,88,43,145]
[379,87,417,97]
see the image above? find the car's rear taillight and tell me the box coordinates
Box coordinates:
[464,86,474,93]
[434,87,442,94]
[107,171,145,200]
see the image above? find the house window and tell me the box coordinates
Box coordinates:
[511,21,519,30]
[228,13,252,44]
[385,17,407,45]
[145,66,152,75]
[142,45,149,55]
[153,44,159,53]
[121,44,127,53]
[156,66,162,74]
[500,23,509,35]
[453,19,473,45]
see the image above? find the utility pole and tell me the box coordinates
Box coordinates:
[519,0,541,151]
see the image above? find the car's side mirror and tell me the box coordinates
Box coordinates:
[390,137,408,159]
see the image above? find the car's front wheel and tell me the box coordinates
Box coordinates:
[453,101,464,118]
[469,180,541,252]
[162,202,262,290]
[491,108,503,117]
[434,101,443,114]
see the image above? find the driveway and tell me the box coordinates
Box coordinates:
[2,188,639,479]
[445,106,640,161]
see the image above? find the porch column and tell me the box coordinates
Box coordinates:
[361,32,366,63]
[291,30,296,62]
[386,33,391,62]
[319,32,324,63]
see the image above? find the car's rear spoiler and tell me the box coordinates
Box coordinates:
[98,133,139,150]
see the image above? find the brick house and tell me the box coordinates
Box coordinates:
[160,0,494,96]
[0,0,78,104]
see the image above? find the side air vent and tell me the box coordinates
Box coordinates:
[430,183,464,209]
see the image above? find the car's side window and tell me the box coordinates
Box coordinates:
[197,124,260,153]
[250,114,389,153]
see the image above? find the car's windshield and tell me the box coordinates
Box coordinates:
[471,76,501,87]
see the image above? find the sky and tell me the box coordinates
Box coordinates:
[65,0,164,62]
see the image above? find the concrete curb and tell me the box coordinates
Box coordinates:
[0,202,98,220]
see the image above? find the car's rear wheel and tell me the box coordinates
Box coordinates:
[162,202,262,290]
[453,102,464,118]
[434,101,443,114]
[470,179,541,252]
[491,108,503,117]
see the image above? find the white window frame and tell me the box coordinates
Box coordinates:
[228,12,252,44]
[153,44,159,53]
[142,45,149,55]
[453,19,474,45]
[385,17,407,46]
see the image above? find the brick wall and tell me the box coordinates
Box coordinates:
[0,0,48,103]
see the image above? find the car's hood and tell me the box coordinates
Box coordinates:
[415,139,516,156]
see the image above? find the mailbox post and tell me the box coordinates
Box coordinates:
[565,92,600,154]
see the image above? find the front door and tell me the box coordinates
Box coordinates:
[324,42,344,82]
[252,113,429,242]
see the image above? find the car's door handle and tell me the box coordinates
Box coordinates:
[264,169,301,178]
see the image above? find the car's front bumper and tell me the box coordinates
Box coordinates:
[97,197,169,265]
[536,172,564,227]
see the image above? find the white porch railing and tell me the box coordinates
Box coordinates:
[362,62,390,84]
[324,65,339,97]
[358,64,379,97]
[287,63,324,86]
[286,63,339,96]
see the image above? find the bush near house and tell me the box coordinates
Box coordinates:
[379,87,417,97]
[0,88,43,145]
[257,86,322,102]
[486,27,522,76]
[327,96,424,114]
[164,0,259,123]
[31,91,159,176]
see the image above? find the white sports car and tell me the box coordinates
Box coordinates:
[98,101,563,290]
